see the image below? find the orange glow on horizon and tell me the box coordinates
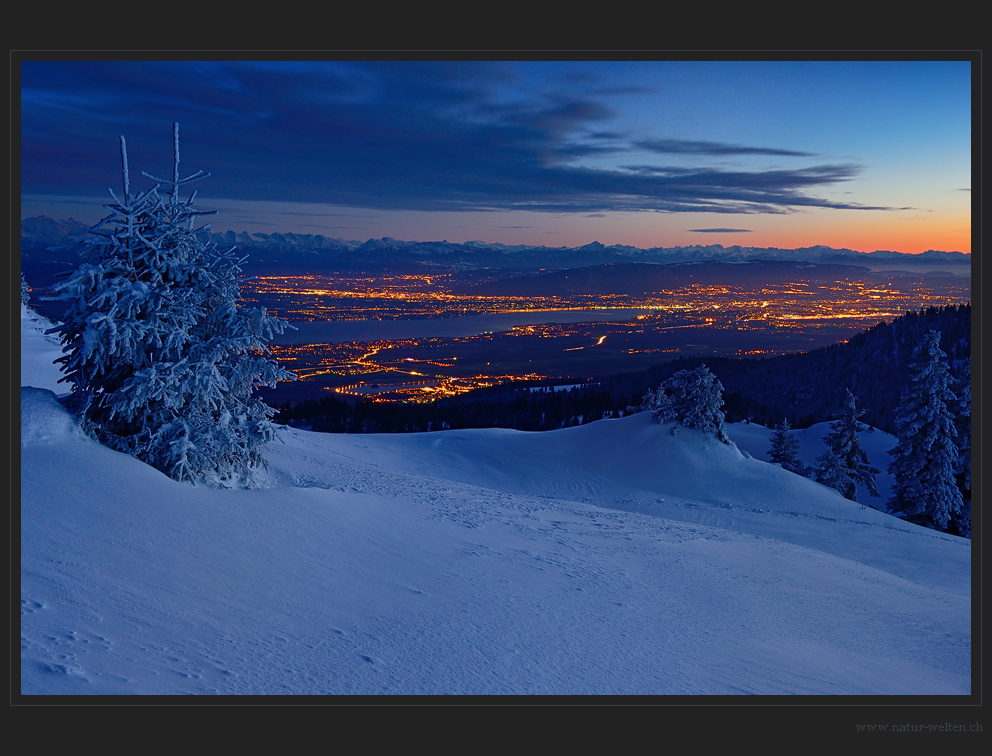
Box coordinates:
[756,223,971,256]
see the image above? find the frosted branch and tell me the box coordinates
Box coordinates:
[120,136,129,196]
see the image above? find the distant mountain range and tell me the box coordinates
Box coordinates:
[21,215,972,279]
[466,260,888,297]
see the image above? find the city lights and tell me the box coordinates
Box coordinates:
[247,272,969,404]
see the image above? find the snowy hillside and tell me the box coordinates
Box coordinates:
[20,304,67,396]
[20,307,970,695]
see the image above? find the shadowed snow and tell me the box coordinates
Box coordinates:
[20,307,970,695]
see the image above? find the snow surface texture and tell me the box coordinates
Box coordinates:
[21,307,970,695]
[20,305,67,397]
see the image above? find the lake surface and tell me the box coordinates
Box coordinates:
[271,308,654,345]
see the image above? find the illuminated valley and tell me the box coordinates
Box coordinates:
[244,270,970,404]
[243,273,632,322]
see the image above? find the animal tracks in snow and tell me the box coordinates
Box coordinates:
[21,598,46,614]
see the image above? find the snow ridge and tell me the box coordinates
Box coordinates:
[20,307,970,695]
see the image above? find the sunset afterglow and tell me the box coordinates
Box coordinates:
[20,59,971,255]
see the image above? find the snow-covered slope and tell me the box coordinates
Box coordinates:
[20,304,67,396]
[19,308,970,695]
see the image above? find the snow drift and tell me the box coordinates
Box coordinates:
[20,305,970,695]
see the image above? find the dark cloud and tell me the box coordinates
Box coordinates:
[636,138,816,157]
[20,61,890,216]
[690,228,752,233]
[504,99,616,132]
[590,86,657,97]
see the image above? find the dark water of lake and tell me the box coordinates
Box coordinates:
[271,308,654,345]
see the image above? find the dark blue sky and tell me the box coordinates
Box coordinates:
[19,59,971,252]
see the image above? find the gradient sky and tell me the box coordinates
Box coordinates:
[19,58,972,253]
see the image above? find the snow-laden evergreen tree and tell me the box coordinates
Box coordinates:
[811,447,850,498]
[887,331,962,531]
[768,417,809,476]
[813,389,879,502]
[21,272,30,305]
[954,357,971,489]
[644,365,731,443]
[951,357,971,536]
[47,124,294,487]
[640,385,673,421]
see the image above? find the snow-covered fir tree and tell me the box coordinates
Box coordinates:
[887,331,962,532]
[813,389,879,502]
[768,418,809,477]
[47,124,294,487]
[640,385,672,421]
[644,365,731,443]
[811,447,850,498]
[954,357,971,488]
[951,358,971,537]
[21,272,30,305]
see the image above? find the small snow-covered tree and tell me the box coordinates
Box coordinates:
[811,447,850,497]
[640,385,673,420]
[768,417,809,476]
[21,272,30,305]
[814,389,879,502]
[47,123,294,486]
[645,365,731,443]
[887,331,962,531]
